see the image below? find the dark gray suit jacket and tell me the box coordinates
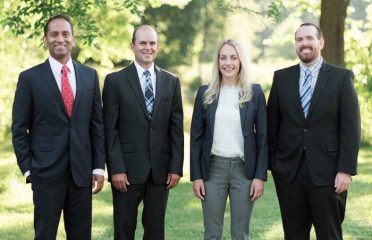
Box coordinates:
[12,59,105,187]
[267,62,360,186]
[103,63,184,184]
[190,84,268,181]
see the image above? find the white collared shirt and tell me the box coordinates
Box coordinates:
[48,56,76,97]
[133,61,156,98]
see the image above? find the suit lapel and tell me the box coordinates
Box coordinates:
[72,61,82,118]
[151,66,165,121]
[41,60,66,113]
[208,97,218,134]
[239,102,247,135]
[288,65,305,120]
[306,62,331,120]
[127,63,150,121]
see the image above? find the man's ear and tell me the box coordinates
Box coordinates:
[319,37,325,50]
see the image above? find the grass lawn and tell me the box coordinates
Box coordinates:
[1,141,371,240]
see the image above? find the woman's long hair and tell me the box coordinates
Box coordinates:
[203,39,252,108]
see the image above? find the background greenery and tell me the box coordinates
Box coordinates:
[0,0,371,239]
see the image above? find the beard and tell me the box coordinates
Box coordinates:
[296,46,319,63]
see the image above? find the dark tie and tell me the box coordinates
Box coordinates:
[143,70,154,118]
[300,71,312,118]
[61,65,74,118]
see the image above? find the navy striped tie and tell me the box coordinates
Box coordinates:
[143,70,154,118]
[300,71,312,118]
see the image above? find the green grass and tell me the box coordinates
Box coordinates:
[1,143,371,239]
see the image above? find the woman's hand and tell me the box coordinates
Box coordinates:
[250,178,264,201]
[192,179,205,200]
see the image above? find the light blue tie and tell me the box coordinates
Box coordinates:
[143,70,154,118]
[300,71,312,118]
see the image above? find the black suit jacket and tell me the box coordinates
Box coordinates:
[102,63,184,184]
[12,59,105,187]
[267,62,360,186]
[190,84,268,181]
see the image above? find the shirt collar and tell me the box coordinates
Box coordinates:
[300,57,323,75]
[48,56,74,73]
[134,60,155,77]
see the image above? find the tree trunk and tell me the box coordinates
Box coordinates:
[319,0,350,67]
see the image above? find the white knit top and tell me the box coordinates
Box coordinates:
[211,85,244,158]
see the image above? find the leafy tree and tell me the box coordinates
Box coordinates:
[345,4,372,143]
[141,0,205,70]
[1,0,142,46]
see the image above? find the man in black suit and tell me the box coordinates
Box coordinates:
[12,15,105,239]
[267,23,360,240]
[103,25,184,240]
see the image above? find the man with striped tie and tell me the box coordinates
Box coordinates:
[267,23,360,240]
[103,25,184,240]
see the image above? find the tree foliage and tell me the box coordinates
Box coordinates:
[1,0,142,45]
[141,0,206,69]
[345,5,372,143]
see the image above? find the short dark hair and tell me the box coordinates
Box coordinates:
[131,25,157,44]
[44,14,74,36]
[296,22,323,39]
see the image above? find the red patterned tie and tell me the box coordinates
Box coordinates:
[61,65,74,118]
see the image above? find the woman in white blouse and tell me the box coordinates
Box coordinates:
[190,39,268,240]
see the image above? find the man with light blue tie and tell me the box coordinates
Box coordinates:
[267,23,361,240]
[103,25,184,240]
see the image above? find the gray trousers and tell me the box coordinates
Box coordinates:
[202,156,254,240]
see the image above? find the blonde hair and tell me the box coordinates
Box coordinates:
[203,39,252,107]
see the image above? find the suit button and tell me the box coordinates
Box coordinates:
[150,128,153,133]
[304,129,308,132]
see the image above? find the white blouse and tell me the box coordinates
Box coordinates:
[211,85,244,158]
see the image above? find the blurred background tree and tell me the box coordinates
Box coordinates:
[1,0,371,143]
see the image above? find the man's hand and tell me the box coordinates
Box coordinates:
[334,172,352,194]
[192,179,205,200]
[92,174,104,194]
[166,173,180,189]
[112,173,130,192]
[250,179,264,202]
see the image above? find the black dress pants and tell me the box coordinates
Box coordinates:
[273,158,347,240]
[32,179,92,240]
[112,174,169,240]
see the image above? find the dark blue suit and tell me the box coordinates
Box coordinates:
[12,59,105,239]
[190,84,268,182]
